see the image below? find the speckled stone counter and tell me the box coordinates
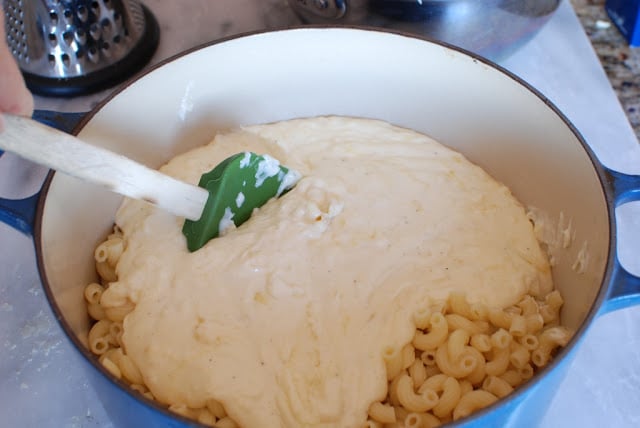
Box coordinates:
[572,0,640,141]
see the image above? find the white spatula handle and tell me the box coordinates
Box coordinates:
[0,115,208,221]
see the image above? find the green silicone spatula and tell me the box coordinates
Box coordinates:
[182,151,301,251]
[0,115,300,252]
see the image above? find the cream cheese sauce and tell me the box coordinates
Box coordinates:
[103,117,552,427]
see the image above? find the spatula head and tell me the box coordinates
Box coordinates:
[182,152,300,252]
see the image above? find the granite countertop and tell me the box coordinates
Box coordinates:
[572,0,640,142]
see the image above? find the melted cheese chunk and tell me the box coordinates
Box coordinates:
[104,117,552,427]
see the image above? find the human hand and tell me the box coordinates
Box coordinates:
[0,5,34,132]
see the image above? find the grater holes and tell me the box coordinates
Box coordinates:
[48,33,58,47]
[101,19,112,37]
[63,31,73,46]
[102,41,111,57]
[113,11,122,26]
[75,28,87,44]
[89,22,101,41]
[88,45,99,63]
[77,5,89,23]
[8,0,158,80]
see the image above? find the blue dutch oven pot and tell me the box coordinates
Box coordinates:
[0,28,639,427]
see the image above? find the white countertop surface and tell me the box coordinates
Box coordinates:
[1,1,639,427]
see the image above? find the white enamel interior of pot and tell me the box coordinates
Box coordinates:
[38,28,609,367]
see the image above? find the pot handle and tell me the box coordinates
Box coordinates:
[602,169,640,313]
[0,110,85,235]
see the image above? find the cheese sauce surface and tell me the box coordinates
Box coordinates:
[104,117,552,427]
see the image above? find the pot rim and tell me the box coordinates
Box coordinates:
[32,25,616,426]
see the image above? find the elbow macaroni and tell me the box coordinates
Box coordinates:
[368,401,396,424]
[84,227,573,427]
[363,291,573,426]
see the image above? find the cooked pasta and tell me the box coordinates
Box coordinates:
[94,236,124,266]
[517,295,539,316]
[197,409,216,426]
[404,411,441,428]
[485,346,510,377]
[545,290,564,312]
[95,260,117,283]
[464,347,487,386]
[215,417,239,428]
[452,390,499,420]
[118,352,143,385]
[396,373,439,413]
[432,377,461,419]
[103,302,135,323]
[168,404,196,419]
[519,334,540,351]
[445,314,489,335]
[413,307,433,331]
[470,333,492,353]
[447,329,470,362]
[487,309,514,330]
[482,376,514,398]
[435,344,477,379]
[490,329,512,349]
[420,349,437,367]
[448,292,487,321]
[498,369,523,387]
[409,359,428,389]
[368,401,396,424]
[84,282,104,305]
[77,116,578,427]
[509,342,531,369]
[413,312,448,351]
[508,315,527,337]
[384,345,406,381]
[525,313,545,334]
[88,319,111,355]
[539,304,558,324]
[87,302,106,321]
[100,355,122,379]
[402,343,417,370]
[360,291,573,426]
[206,399,227,419]
[518,363,535,381]
[84,226,573,426]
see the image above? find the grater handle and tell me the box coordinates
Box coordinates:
[0,115,208,221]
